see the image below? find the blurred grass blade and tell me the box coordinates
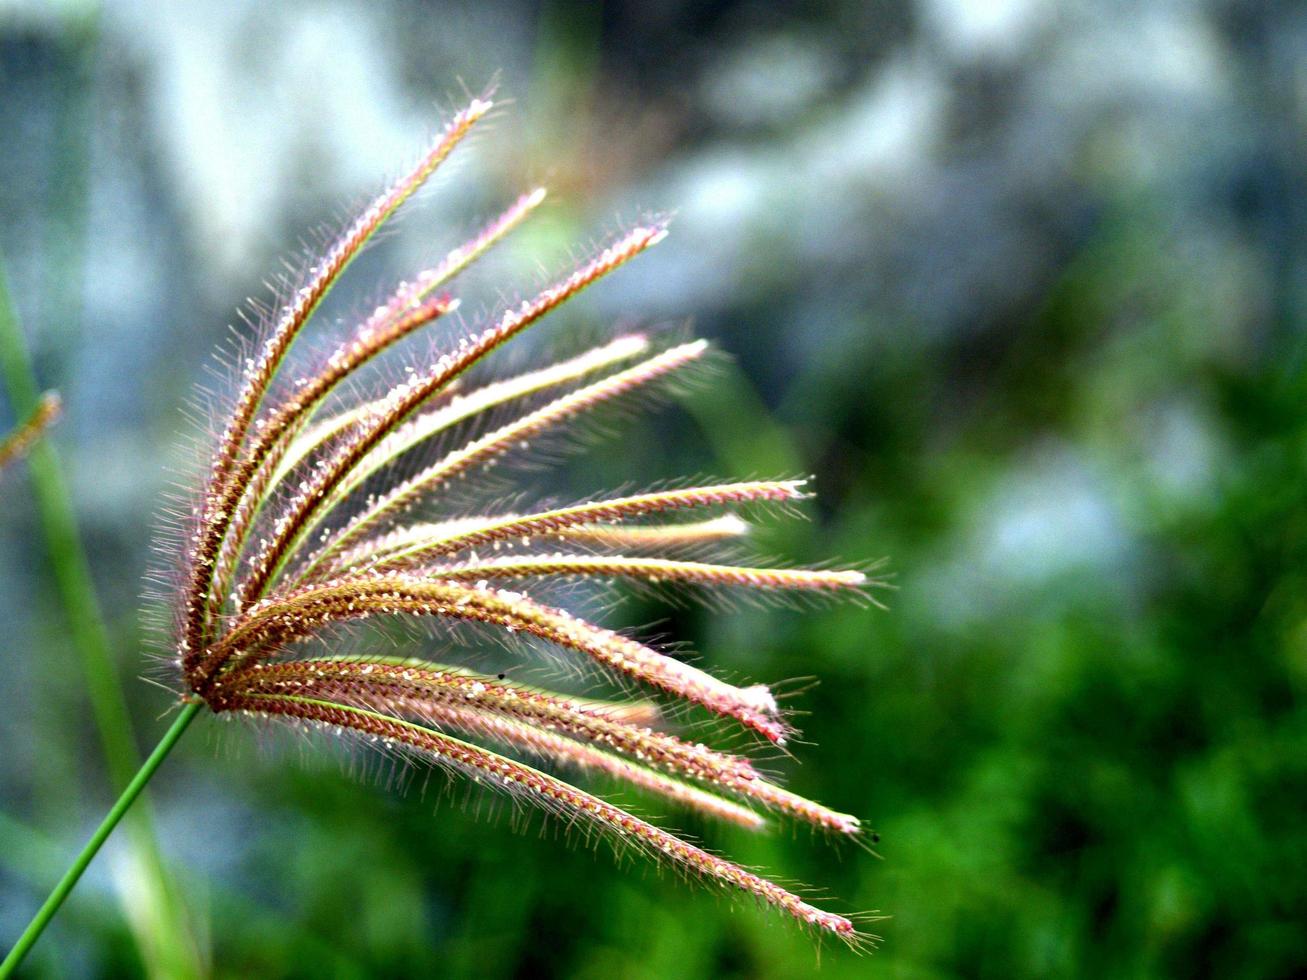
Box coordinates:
[683,357,802,477]
[0,256,206,977]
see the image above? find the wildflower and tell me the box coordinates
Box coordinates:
[10,95,880,969]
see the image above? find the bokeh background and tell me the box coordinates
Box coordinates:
[2,0,1306,976]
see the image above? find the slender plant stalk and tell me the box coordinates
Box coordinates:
[0,796,370,975]
[0,702,202,978]
[0,257,202,976]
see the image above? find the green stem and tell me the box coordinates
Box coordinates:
[0,253,203,974]
[0,701,202,977]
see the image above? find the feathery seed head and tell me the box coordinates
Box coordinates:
[171,98,879,949]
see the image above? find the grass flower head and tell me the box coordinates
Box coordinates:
[166,95,879,950]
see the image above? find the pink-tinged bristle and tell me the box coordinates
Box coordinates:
[318,341,711,566]
[183,99,489,667]
[341,479,807,570]
[231,693,861,941]
[0,390,61,472]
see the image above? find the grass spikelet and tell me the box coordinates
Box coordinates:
[267,332,648,498]
[0,390,61,473]
[331,480,807,572]
[423,554,867,592]
[232,223,669,610]
[421,706,771,831]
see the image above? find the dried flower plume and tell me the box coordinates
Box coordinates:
[168,97,878,949]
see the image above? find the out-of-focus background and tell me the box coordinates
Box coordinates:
[2,0,1305,976]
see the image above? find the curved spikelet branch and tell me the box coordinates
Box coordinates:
[417,555,867,593]
[415,186,548,290]
[183,98,491,666]
[227,184,549,514]
[224,693,862,944]
[208,99,490,493]
[267,333,645,502]
[199,187,549,642]
[549,515,752,551]
[161,110,877,952]
[367,516,749,564]
[205,293,459,623]
[333,480,805,575]
[202,187,551,628]
[198,577,788,742]
[221,660,759,783]
[279,335,652,584]
[219,657,859,833]
[233,223,668,613]
[294,340,710,586]
[225,651,666,725]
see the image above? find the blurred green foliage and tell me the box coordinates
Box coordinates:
[3,2,1306,977]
